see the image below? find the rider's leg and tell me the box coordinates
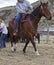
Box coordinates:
[14,13,22,32]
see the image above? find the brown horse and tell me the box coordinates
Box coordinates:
[9,2,51,55]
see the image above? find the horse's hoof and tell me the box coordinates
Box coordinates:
[23,49,26,53]
[36,50,40,56]
[14,48,16,52]
[11,47,14,52]
[11,50,15,53]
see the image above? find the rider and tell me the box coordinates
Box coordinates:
[13,0,33,35]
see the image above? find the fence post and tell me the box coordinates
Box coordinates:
[46,23,49,43]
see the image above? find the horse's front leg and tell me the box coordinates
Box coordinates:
[11,41,17,52]
[23,39,29,53]
[31,38,40,55]
[36,33,40,44]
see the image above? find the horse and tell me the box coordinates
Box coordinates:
[9,2,52,55]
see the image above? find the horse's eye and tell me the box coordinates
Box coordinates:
[47,6,51,10]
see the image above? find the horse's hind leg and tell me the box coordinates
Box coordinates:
[14,41,17,52]
[11,41,14,52]
[23,40,29,53]
[13,36,17,52]
[31,39,40,55]
[10,36,17,52]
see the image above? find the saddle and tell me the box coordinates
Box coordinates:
[21,14,28,20]
[10,14,29,35]
[10,14,28,26]
[19,14,28,32]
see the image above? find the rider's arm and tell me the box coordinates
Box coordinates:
[26,1,33,11]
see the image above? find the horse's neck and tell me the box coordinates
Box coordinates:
[32,16,41,29]
[30,5,42,29]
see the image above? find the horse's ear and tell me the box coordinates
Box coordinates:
[46,2,48,6]
[40,1,43,9]
[40,1,42,5]
[46,2,48,5]
[45,2,48,7]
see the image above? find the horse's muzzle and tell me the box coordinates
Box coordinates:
[47,16,52,20]
[49,16,52,20]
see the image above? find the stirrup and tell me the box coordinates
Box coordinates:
[13,29,18,35]
[13,32,16,35]
[15,30,18,32]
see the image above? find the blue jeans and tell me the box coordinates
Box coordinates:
[0,33,7,48]
[14,13,23,30]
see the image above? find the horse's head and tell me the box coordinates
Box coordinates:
[40,2,52,20]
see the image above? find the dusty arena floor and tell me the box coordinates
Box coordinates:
[0,35,54,65]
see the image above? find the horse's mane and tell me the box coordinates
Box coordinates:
[30,5,40,20]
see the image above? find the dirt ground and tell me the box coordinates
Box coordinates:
[0,35,54,65]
